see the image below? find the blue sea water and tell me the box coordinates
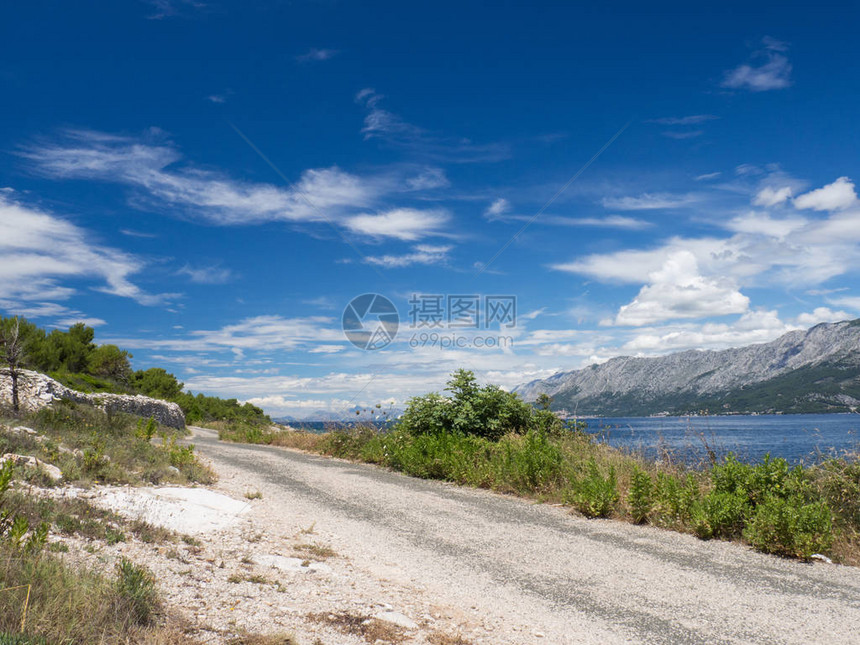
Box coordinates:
[581,414,860,465]
[291,414,860,465]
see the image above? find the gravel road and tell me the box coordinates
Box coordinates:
[190,426,860,644]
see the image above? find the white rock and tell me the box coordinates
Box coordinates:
[92,486,250,534]
[373,610,418,629]
[810,553,833,564]
[0,453,62,481]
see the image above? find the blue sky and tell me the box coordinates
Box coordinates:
[3,1,860,417]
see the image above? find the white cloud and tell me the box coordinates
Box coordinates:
[105,315,342,354]
[55,316,108,328]
[613,251,750,326]
[364,244,452,268]
[354,89,510,162]
[177,264,234,284]
[0,192,171,316]
[484,198,510,219]
[662,130,703,140]
[725,212,807,239]
[795,307,853,326]
[695,172,722,181]
[601,193,697,210]
[296,48,339,62]
[722,37,792,91]
[794,177,858,211]
[343,208,450,240]
[546,215,653,230]
[308,345,345,354]
[406,167,449,190]
[753,185,792,207]
[21,129,378,226]
[827,296,860,313]
[620,310,796,354]
[648,115,719,125]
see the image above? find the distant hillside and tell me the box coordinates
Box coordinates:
[515,320,860,416]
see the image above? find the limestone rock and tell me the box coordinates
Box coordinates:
[0,370,185,429]
[1,452,63,481]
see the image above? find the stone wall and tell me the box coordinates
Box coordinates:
[0,369,186,429]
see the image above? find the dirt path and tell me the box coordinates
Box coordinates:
[178,426,860,644]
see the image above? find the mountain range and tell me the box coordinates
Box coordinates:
[514,319,860,416]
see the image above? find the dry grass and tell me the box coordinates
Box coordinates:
[0,545,201,644]
[293,542,337,560]
[307,611,406,644]
[428,631,474,645]
[225,632,298,645]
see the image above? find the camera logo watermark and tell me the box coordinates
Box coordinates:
[342,293,400,350]
[343,293,517,351]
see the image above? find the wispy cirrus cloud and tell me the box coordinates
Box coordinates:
[647,115,719,126]
[177,264,234,284]
[722,37,793,92]
[145,0,206,20]
[364,244,452,268]
[0,191,173,323]
[21,128,455,245]
[661,130,704,140]
[601,192,699,210]
[355,88,510,163]
[296,48,339,63]
[21,128,378,226]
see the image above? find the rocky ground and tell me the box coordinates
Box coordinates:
[38,450,477,645]
[23,424,860,645]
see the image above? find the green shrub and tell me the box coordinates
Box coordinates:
[628,467,654,524]
[568,459,618,518]
[115,558,159,626]
[397,370,560,441]
[492,431,566,492]
[691,491,749,539]
[743,495,833,559]
[135,417,158,442]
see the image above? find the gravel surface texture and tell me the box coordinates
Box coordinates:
[55,426,860,644]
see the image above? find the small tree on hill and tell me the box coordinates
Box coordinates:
[0,317,25,414]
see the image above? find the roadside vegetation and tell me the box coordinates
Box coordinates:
[220,369,860,565]
[0,400,216,642]
[0,455,198,644]
[1,402,214,486]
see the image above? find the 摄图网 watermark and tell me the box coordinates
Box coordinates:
[342,293,517,350]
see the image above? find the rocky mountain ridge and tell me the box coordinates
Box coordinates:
[515,320,860,416]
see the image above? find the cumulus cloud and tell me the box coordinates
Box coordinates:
[794,177,858,211]
[722,37,793,91]
[613,251,750,326]
[795,307,852,326]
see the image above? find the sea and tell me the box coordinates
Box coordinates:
[288,414,860,465]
